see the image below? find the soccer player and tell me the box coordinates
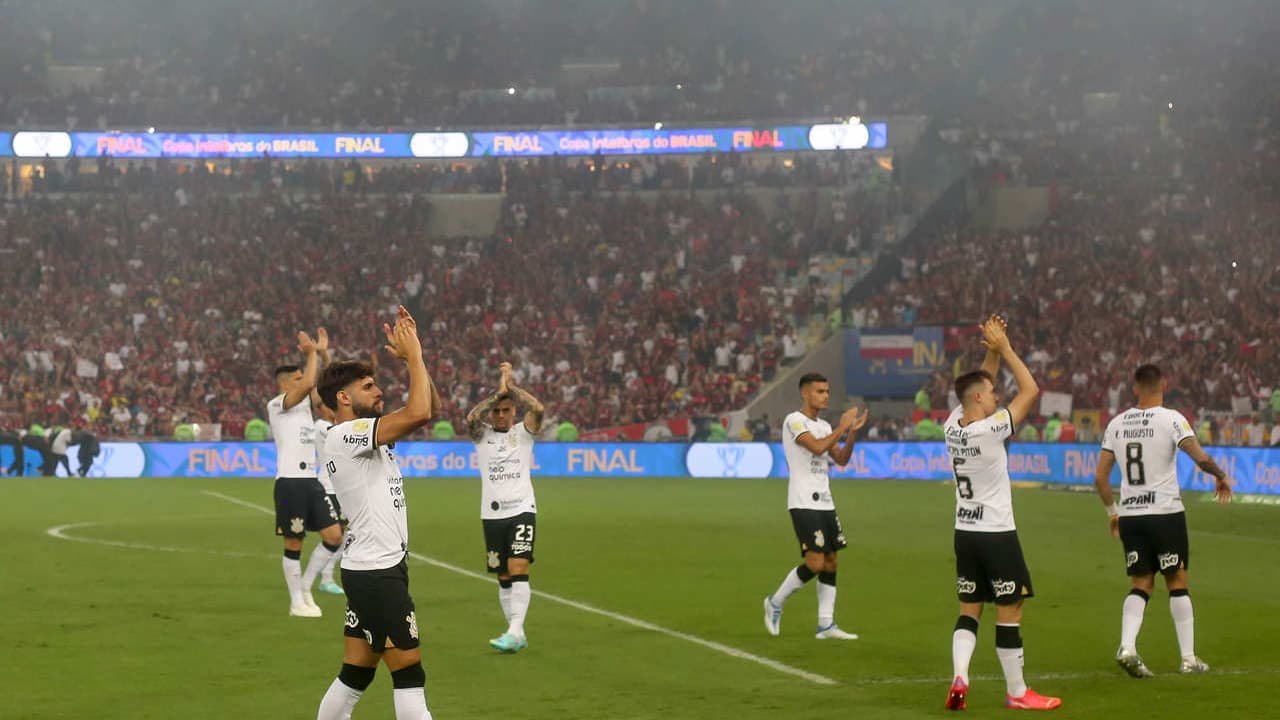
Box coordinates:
[315,306,438,720]
[944,317,1060,711]
[763,372,868,640]
[466,361,545,654]
[1093,364,1232,677]
[268,327,343,618]
[311,393,347,596]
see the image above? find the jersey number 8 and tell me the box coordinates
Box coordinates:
[1124,442,1146,486]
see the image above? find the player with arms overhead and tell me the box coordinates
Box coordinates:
[944,317,1060,711]
[268,327,343,618]
[763,372,868,640]
[1094,364,1231,678]
[315,306,440,720]
[467,361,546,654]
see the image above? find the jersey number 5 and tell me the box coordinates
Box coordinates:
[952,458,974,499]
[1124,443,1146,486]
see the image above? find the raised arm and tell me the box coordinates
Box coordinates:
[794,415,855,457]
[1177,436,1233,504]
[374,307,433,446]
[283,328,327,410]
[466,391,501,441]
[980,315,1005,379]
[502,362,546,434]
[982,319,1038,427]
[829,407,869,466]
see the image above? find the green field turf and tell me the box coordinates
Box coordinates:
[4,476,1278,719]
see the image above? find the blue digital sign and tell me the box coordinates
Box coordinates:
[469,126,818,157]
[70,132,414,158]
[0,132,11,157]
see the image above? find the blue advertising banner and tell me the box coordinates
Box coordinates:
[70,132,413,158]
[844,326,947,397]
[470,126,818,157]
[20,441,1279,497]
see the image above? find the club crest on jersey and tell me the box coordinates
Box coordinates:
[813,530,826,548]
[957,577,977,594]
[1158,553,1180,571]
[1126,551,1139,568]
[991,579,1017,597]
[352,419,371,433]
[406,611,419,640]
[487,551,500,569]
[290,517,304,534]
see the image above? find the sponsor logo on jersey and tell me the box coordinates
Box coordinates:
[957,577,977,594]
[1158,552,1180,571]
[991,579,1017,597]
[1122,491,1156,506]
[344,434,370,447]
[956,505,985,522]
[1126,551,1139,568]
[510,541,532,554]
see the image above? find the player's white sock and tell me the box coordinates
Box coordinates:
[392,689,432,720]
[952,615,979,685]
[320,544,345,585]
[391,664,432,720]
[498,580,513,622]
[1170,590,1195,659]
[303,541,342,590]
[317,680,363,719]
[995,623,1026,697]
[283,549,304,606]
[318,664,375,720]
[770,565,816,606]
[816,571,837,628]
[507,575,530,638]
[1120,588,1149,653]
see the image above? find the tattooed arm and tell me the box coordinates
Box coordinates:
[466,391,501,442]
[508,383,546,434]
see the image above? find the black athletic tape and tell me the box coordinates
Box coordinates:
[284,549,302,560]
[1127,588,1151,602]
[391,663,427,689]
[817,571,837,586]
[954,615,980,634]
[509,574,529,583]
[1169,588,1190,598]
[795,565,816,583]
[498,579,513,589]
[339,663,376,692]
[322,540,343,553]
[995,624,1023,649]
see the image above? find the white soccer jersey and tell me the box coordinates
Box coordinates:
[267,393,316,479]
[325,417,408,571]
[944,407,1017,532]
[314,418,334,493]
[1102,407,1195,516]
[782,411,836,510]
[474,423,538,519]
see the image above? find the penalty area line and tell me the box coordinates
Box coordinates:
[200,489,838,686]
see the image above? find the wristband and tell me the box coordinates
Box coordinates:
[1105,504,1118,518]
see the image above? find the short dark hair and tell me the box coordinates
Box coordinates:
[493,393,515,406]
[318,361,375,411]
[798,373,828,390]
[274,365,300,382]
[1134,364,1163,389]
[954,370,994,401]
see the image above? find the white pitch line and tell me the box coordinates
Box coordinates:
[847,666,1280,686]
[200,490,839,686]
[47,520,275,560]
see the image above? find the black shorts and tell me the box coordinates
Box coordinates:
[342,558,419,652]
[325,493,349,530]
[1118,512,1189,576]
[274,476,339,538]
[954,530,1035,605]
[482,512,537,574]
[789,509,848,556]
